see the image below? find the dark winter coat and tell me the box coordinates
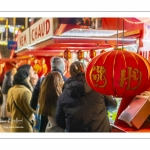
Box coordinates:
[55,73,117,132]
[1,70,13,95]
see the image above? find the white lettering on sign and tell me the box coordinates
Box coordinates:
[17,28,30,50]
[30,18,53,45]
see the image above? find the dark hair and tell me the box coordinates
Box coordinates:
[69,61,86,77]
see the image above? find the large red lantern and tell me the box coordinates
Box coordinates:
[89,49,96,59]
[77,50,84,61]
[86,50,150,97]
[64,49,71,60]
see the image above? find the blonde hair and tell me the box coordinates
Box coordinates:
[39,71,64,117]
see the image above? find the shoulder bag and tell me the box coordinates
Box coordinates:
[11,93,34,127]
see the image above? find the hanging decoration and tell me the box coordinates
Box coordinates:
[89,49,96,59]
[64,49,71,60]
[77,50,84,61]
[85,50,150,97]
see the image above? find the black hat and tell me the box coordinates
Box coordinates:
[14,69,29,83]
[17,64,31,73]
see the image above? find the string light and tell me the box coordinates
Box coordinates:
[124,18,150,24]
[0,25,24,29]
[0,41,8,46]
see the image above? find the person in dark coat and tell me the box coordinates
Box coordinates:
[1,67,17,120]
[30,56,67,132]
[55,61,117,132]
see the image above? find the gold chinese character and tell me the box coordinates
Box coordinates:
[90,65,107,87]
[119,67,142,90]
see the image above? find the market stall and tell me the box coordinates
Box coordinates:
[15,17,142,77]
[14,17,150,133]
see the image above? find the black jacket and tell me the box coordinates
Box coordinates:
[1,70,13,95]
[55,73,117,132]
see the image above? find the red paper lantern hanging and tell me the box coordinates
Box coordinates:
[64,49,71,60]
[77,50,84,61]
[89,49,96,59]
[85,49,150,97]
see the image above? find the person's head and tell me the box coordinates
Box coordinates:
[17,64,35,80]
[30,72,39,87]
[39,71,64,117]
[50,57,65,73]
[13,69,32,90]
[69,61,86,77]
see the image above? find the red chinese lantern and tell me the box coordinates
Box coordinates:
[77,50,84,61]
[85,50,150,97]
[89,49,96,59]
[64,49,71,60]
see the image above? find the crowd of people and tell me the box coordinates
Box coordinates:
[0,56,117,132]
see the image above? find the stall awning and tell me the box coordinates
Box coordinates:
[16,19,142,57]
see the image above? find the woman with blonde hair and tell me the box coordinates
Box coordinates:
[39,71,64,132]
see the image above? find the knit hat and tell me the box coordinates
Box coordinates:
[17,64,31,73]
[50,57,65,73]
[13,69,29,83]
[69,61,86,77]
